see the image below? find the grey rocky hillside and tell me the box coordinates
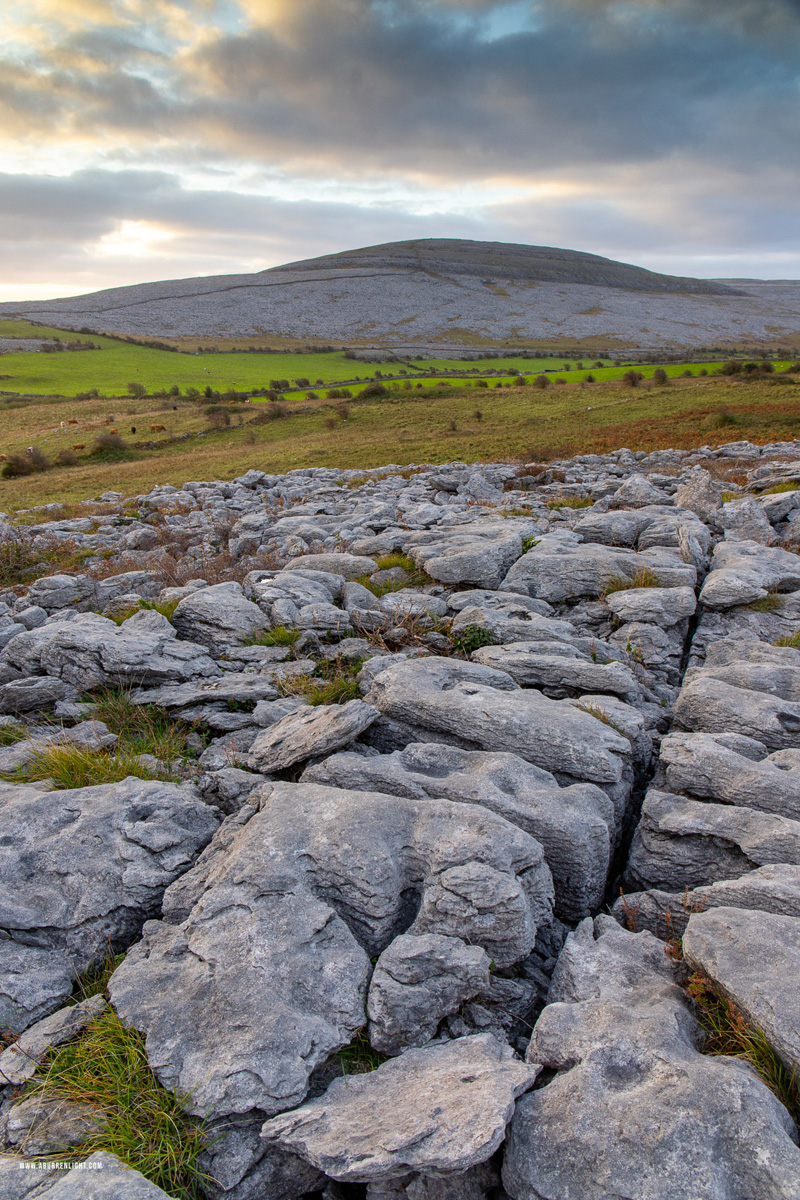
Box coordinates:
[3,238,799,348]
[1,437,800,1197]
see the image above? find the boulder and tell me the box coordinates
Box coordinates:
[699,540,800,610]
[673,674,800,750]
[625,790,800,891]
[684,906,800,1073]
[130,674,279,710]
[0,777,220,1029]
[609,473,672,507]
[172,582,270,652]
[303,741,614,919]
[502,916,800,1200]
[658,731,800,819]
[283,552,378,579]
[722,496,776,544]
[673,466,722,525]
[367,933,491,1055]
[109,782,552,1120]
[403,519,537,589]
[449,605,577,647]
[604,585,696,629]
[364,657,632,785]
[2,609,221,692]
[261,1034,538,1182]
[245,699,380,772]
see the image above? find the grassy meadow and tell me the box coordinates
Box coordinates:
[1,368,799,510]
[1,318,788,397]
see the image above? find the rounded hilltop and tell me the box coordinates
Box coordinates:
[271,237,742,296]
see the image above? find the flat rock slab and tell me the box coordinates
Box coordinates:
[403,519,536,589]
[0,777,220,1030]
[605,585,696,629]
[473,642,642,700]
[612,864,800,939]
[500,535,695,603]
[503,916,800,1200]
[684,906,800,1073]
[0,1150,178,1198]
[261,1033,538,1182]
[109,782,551,1121]
[659,731,800,820]
[0,994,106,1086]
[2,609,221,691]
[303,741,614,919]
[699,540,800,610]
[673,675,800,750]
[283,552,378,579]
[365,656,631,785]
[625,790,800,892]
[131,673,279,708]
[246,699,379,772]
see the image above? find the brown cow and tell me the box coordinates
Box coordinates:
[72,444,85,450]
[109,428,118,434]
[150,424,166,432]
[67,419,78,425]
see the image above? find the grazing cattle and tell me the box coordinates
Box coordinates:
[150,424,166,432]
[109,428,118,434]
[0,454,6,462]
[67,419,78,425]
[72,444,85,450]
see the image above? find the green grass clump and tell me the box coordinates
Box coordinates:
[450,624,497,656]
[110,598,181,625]
[687,973,799,1125]
[520,535,539,554]
[28,1006,208,1199]
[278,656,363,705]
[89,689,189,761]
[775,630,800,648]
[335,1029,388,1076]
[762,481,800,494]
[574,701,625,734]
[602,567,663,598]
[3,743,175,788]
[0,720,26,747]
[245,625,302,647]
[547,493,592,510]
[745,592,785,612]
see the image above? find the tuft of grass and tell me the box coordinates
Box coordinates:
[0,719,26,747]
[71,953,126,1004]
[762,480,800,495]
[687,972,799,1125]
[450,624,497,656]
[601,567,663,598]
[775,630,800,648]
[547,493,593,510]
[107,598,181,625]
[745,591,785,612]
[376,552,432,585]
[89,689,189,760]
[574,701,625,734]
[27,1006,209,1199]
[277,655,364,705]
[244,625,302,647]
[3,743,175,788]
[335,1029,388,1077]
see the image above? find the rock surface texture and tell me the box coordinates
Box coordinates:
[3,437,800,1197]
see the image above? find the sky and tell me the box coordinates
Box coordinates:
[1,0,799,301]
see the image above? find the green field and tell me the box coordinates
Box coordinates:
[2,319,778,398]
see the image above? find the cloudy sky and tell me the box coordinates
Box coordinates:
[2,0,799,300]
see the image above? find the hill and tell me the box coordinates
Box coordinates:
[2,238,800,350]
